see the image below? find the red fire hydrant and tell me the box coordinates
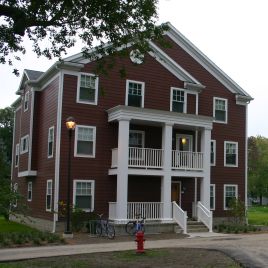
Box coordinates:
[135,231,145,254]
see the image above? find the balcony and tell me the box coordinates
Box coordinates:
[111,147,204,171]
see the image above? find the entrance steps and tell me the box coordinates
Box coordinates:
[187,220,209,233]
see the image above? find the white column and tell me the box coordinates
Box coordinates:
[116,119,130,221]
[161,122,173,220]
[200,127,212,208]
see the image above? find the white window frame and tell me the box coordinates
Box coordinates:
[74,125,96,158]
[125,79,145,108]
[170,87,187,113]
[210,184,215,210]
[20,135,29,154]
[213,97,228,124]
[73,180,95,212]
[46,180,52,212]
[27,181,32,202]
[15,143,19,167]
[76,73,99,105]
[224,141,238,167]
[224,184,238,210]
[211,140,216,166]
[24,91,29,112]
[47,126,54,158]
[13,183,18,207]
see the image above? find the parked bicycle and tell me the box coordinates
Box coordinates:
[125,214,145,235]
[96,213,115,239]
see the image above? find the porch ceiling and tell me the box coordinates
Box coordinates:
[107,105,213,130]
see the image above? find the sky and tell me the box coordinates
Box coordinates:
[0,0,267,137]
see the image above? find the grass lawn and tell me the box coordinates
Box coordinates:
[0,248,241,268]
[247,206,268,226]
[0,217,37,233]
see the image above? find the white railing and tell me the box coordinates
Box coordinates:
[172,151,203,170]
[128,147,163,168]
[111,148,118,168]
[108,202,117,220]
[127,202,163,220]
[197,201,213,232]
[172,201,188,234]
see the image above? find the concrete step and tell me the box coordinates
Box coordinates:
[187,220,209,233]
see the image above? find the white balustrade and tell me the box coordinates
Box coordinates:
[197,201,213,232]
[127,202,163,220]
[172,151,203,170]
[172,201,188,234]
[128,147,163,168]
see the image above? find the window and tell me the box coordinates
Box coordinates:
[20,135,29,154]
[211,140,216,166]
[48,127,54,158]
[24,91,29,111]
[210,184,215,210]
[46,180,52,211]
[224,184,238,210]
[129,130,145,148]
[75,125,96,157]
[171,88,185,113]
[213,97,227,123]
[77,73,98,104]
[13,183,18,207]
[15,143,19,167]
[126,80,145,107]
[73,180,95,212]
[224,141,238,167]
[27,182,32,201]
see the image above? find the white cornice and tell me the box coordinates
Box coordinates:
[18,170,37,177]
[107,105,213,130]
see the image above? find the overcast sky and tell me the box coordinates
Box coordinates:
[0,0,267,137]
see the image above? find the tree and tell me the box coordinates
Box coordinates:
[248,136,268,205]
[0,0,166,75]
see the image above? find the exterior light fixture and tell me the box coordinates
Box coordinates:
[181,138,187,145]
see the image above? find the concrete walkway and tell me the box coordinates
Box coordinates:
[0,232,267,268]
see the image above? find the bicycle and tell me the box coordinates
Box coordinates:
[95,213,115,239]
[125,214,145,235]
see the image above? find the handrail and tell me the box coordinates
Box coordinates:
[197,201,213,232]
[172,201,187,234]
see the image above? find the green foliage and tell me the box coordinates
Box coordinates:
[248,206,268,226]
[248,136,268,204]
[228,198,246,224]
[0,0,166,75]
[214,223,258,234]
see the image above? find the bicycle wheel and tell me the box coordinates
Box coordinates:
[107,224,115,239]
[96,222,102,237]
[125,221,136,235]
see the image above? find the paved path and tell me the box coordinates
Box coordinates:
[0,233,267,268]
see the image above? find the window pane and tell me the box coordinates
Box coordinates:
[128,95,142,107]
[78,127,93,141]
[172,101,184,113]
[76,196,92,209]
[129,132,143,147]
[79,87,95,102]
[215,110,226,121]
[77,141,93,155]
[46,196,51,210]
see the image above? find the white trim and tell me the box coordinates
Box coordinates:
[11,111,16,179]
[129,130,145,147]
[224,141,238,167]
[224,184,238,210]
[15,143,19,167]
[13,183,18,207]
[47,126,54,158]
[18,170,37,177]
[74,125,96,158]
[20,134,29,154]
[76,72,99,105]
[125,80,145,108]
[245,105,248,217]
[210,140,216,166]
[73,179,95,212]
[46,179,53,212]
[210,184,215,210]
[170,87,187,113]
[39,73,61,91]
[27,181,32,202]
[24,91,29,112]
[53,71,64,229]
[28,89,35,171]
[213,97,228,124]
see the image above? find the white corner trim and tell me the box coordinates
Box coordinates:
[28,89,35,171]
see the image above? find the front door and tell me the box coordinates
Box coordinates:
[171,182,181,206]
[176,134,193,151]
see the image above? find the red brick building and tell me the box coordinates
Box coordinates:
[11,23,252,233]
